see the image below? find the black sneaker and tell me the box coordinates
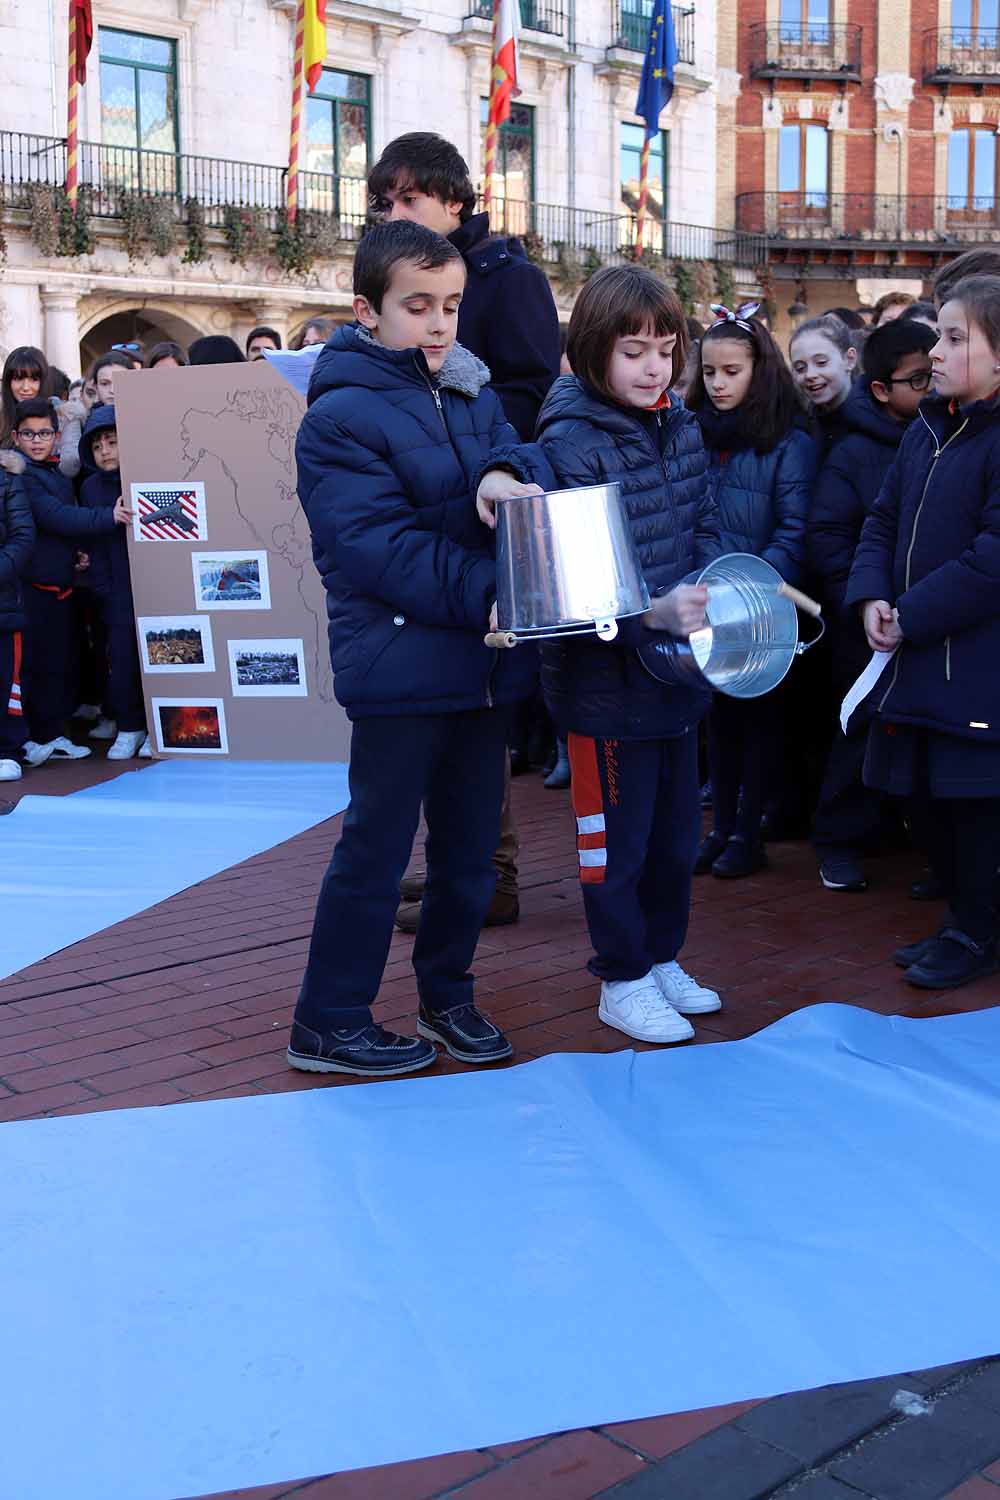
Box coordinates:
[417,1003,513,1064]
[694,831,727,875]
[712,836,768,880]
[904,930,1000,991]
[893,932,941,969]
[910,871,947,902]
[287,1020,437,1077]
[819,854,868,893]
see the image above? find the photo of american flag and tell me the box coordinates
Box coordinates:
[131,482,207,542]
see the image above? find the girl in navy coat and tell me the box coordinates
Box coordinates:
[789,314,860,457]
[686,302,817,878]
[846,274,1000,990]
[478,265,724,1046]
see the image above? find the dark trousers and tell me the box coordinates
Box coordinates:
[813,622,887,857]
[71,591,107,710]
[295,708,510,1032]
[0,630,26,758]
[919,798,1000,944]
[21,586,74,744]
[707,695,775,844]
[567,729,701,982]
[90,586,146,732]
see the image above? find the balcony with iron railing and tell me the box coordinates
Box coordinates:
[609,2,696,60]
[747,23,862,82]
[0,131,765,270]
[467,0,567,37]
[923,28,1000,83]
[736,190,1000,248]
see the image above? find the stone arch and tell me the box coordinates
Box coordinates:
[78,302,209,370]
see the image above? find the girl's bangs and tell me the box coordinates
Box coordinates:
[618,286,683,340]
[8,361,43,383]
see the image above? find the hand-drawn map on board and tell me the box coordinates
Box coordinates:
[114,362,349,762]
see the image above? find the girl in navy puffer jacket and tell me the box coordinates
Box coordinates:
[846,274,1000,991]
[685,304,817,879]
[478,266,723,1047]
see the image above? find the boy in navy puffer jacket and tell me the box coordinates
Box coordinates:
[287,221,539,1080]
[479,266,725,1046]
[11,398,130,767]
[78,405,148,759]
[807,319,936,894]
[0,454,35,781]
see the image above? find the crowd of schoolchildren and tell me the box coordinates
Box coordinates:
[0,323,309,780]
[283,136,1000,1082]
[1,132,998,1081]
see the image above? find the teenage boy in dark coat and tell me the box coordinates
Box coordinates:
[286,221,544,1080]
[807,319,936,894]
[369,132,561,441]
[0,452,35,781]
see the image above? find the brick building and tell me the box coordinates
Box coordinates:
[716,0,1000,334]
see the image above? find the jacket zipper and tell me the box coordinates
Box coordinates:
[421,363,497,708]
[878,411,969,712]
[653,408,685,566]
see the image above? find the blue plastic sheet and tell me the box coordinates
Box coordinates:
[2,1003,1000,1500]
[0,761,349,979]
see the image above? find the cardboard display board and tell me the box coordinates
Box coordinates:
[114,363,350,762]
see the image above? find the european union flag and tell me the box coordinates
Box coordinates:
[635,0,677,139]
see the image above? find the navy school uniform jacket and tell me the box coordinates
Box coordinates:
[17,452,116,590]
[845,392,1000,744]
[77,405,131,608]
[296,323,537,720]
[448,212,561,441]
[696,406,815,587]
[487,375,722,741]
[0,459,35,632]
[807,381,910,610]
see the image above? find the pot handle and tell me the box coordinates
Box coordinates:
[777,582,823,619]
[484,630,518,649]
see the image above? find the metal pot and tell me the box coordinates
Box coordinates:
[637,553,824,699]
[495,482,650,643]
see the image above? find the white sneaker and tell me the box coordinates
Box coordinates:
[107,729,147,760]
[137,736,152,758]
[652,960,722,1015]
[22,739,56,767]
[49,736,91,760]
[598,975,695,1044]
[0,758,21,781]
[74,702,101,722]
[88,716,117,740]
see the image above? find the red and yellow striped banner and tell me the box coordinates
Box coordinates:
[634,136,651,256]
[66,0,93,209]
[287,0,327,223]
[483,0,520,212]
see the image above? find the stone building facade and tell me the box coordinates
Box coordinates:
[0,0,752,375]
[722,0,1000,334]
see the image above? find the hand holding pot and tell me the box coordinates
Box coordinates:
[476,470,544,530]
[644,584,709,638]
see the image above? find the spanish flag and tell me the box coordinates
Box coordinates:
[304,0,328,94]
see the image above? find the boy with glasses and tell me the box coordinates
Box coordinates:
[11,398,130,767]
[807,318,937,893]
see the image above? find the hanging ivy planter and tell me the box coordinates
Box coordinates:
[117,191,177,262]
[222,204,270,266]
[182,197,208,264]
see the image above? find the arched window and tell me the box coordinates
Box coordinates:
[778,122,830,222]
[947,127,998,220]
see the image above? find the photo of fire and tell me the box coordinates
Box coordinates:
[151,698,229,755]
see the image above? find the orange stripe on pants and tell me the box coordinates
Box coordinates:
[567,732,607,884]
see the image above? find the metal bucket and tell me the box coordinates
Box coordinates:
[495,482,650,643]
[639,554,806,700]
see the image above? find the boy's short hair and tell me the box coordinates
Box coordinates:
[862,319,936,386]
[871,290,915,326]
[368,133,477,221]
[246,325,282,354]
[566,265,688,399]
[14,397,55,427]
[354,221,465,312]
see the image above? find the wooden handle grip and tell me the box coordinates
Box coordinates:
[777,582,823,619]
[484,631,518,649]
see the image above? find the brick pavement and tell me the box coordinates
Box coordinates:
[3,760,1000,1498]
